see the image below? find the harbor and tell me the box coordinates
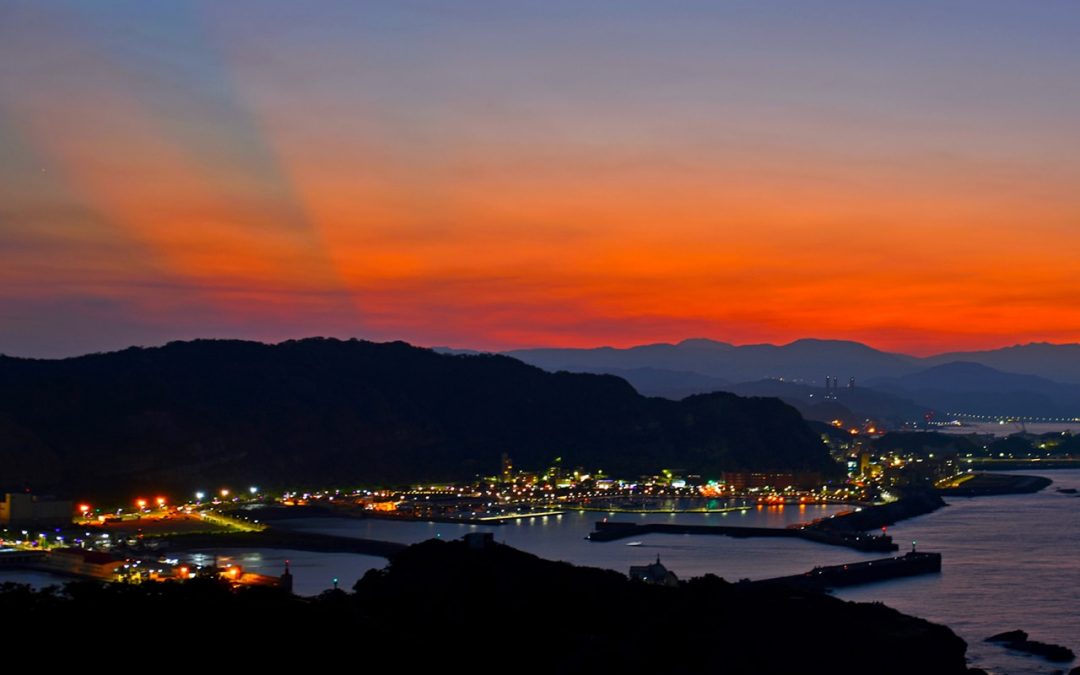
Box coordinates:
[586,490,949,552]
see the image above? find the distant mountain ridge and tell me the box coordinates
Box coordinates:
[866,362,1080,418]
[0,338,837,498]
[922,343,1080,384]
[505,338,1080,385]
[495,338,1080,420]
[724,379,931,427]
[507,337,917,384]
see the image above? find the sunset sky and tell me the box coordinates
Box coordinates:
[2,1,1079,358]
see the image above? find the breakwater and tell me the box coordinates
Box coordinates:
[937,473,1052,497]
[241,503,563,526]
[589,489,948,552]
[753,551,942,591]
[162,528,408,558]
[588,520,898,551]
[809,489,945,532]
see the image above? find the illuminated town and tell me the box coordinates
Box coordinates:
[4,421,1074,589]
[4,3,1080,666]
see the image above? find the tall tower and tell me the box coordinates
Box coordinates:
[825,376,839,399]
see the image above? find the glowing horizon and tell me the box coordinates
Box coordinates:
[3,2,1080,358]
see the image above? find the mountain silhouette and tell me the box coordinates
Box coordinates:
[0,338,837,498]
[499,338,1080,419]
[867,362,1080,417]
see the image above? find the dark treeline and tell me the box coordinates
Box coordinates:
[0,338,838,498]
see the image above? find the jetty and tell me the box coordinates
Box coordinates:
[587,489,947,552]
[162,527,408,558]
[751,551,942,591]
[588,520,897,551]
[936,472,1052,497]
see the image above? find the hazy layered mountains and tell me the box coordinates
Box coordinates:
[502,339,1080,420]
[867,362,1080,418]
[0,338,836,498]
[923,343,1080,384]
[507,338,915,384]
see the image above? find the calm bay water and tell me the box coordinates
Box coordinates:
[4,472,1076,673]
[273,502,866,585]
[261,471,1080,675]
[836,470,1080,675]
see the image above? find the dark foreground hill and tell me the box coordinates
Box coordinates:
[0,538,971,673]
[0,338,837,498]
[353,538,970,674]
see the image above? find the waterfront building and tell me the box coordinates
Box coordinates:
[40,548,125,580]
[0,493,72,527]
[720,472,822,490]
[629,557,678,587]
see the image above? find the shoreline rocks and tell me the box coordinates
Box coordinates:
[986,630,1076,663]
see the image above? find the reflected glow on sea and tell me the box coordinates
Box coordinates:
[4,472,1078,674]
[270,472,1080,675]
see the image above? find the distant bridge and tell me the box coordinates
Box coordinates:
[945,412,1080,424]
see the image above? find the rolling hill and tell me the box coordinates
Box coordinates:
[0,338,838,498]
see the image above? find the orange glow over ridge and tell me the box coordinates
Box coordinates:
[2,4,1080,357]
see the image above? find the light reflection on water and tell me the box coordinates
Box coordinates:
[835,470,1080,675]
[3,474,1078,674]
[276,503,870,587]
[0,569,71,588]
[270,475,1080,675]
[183,549,387,596]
